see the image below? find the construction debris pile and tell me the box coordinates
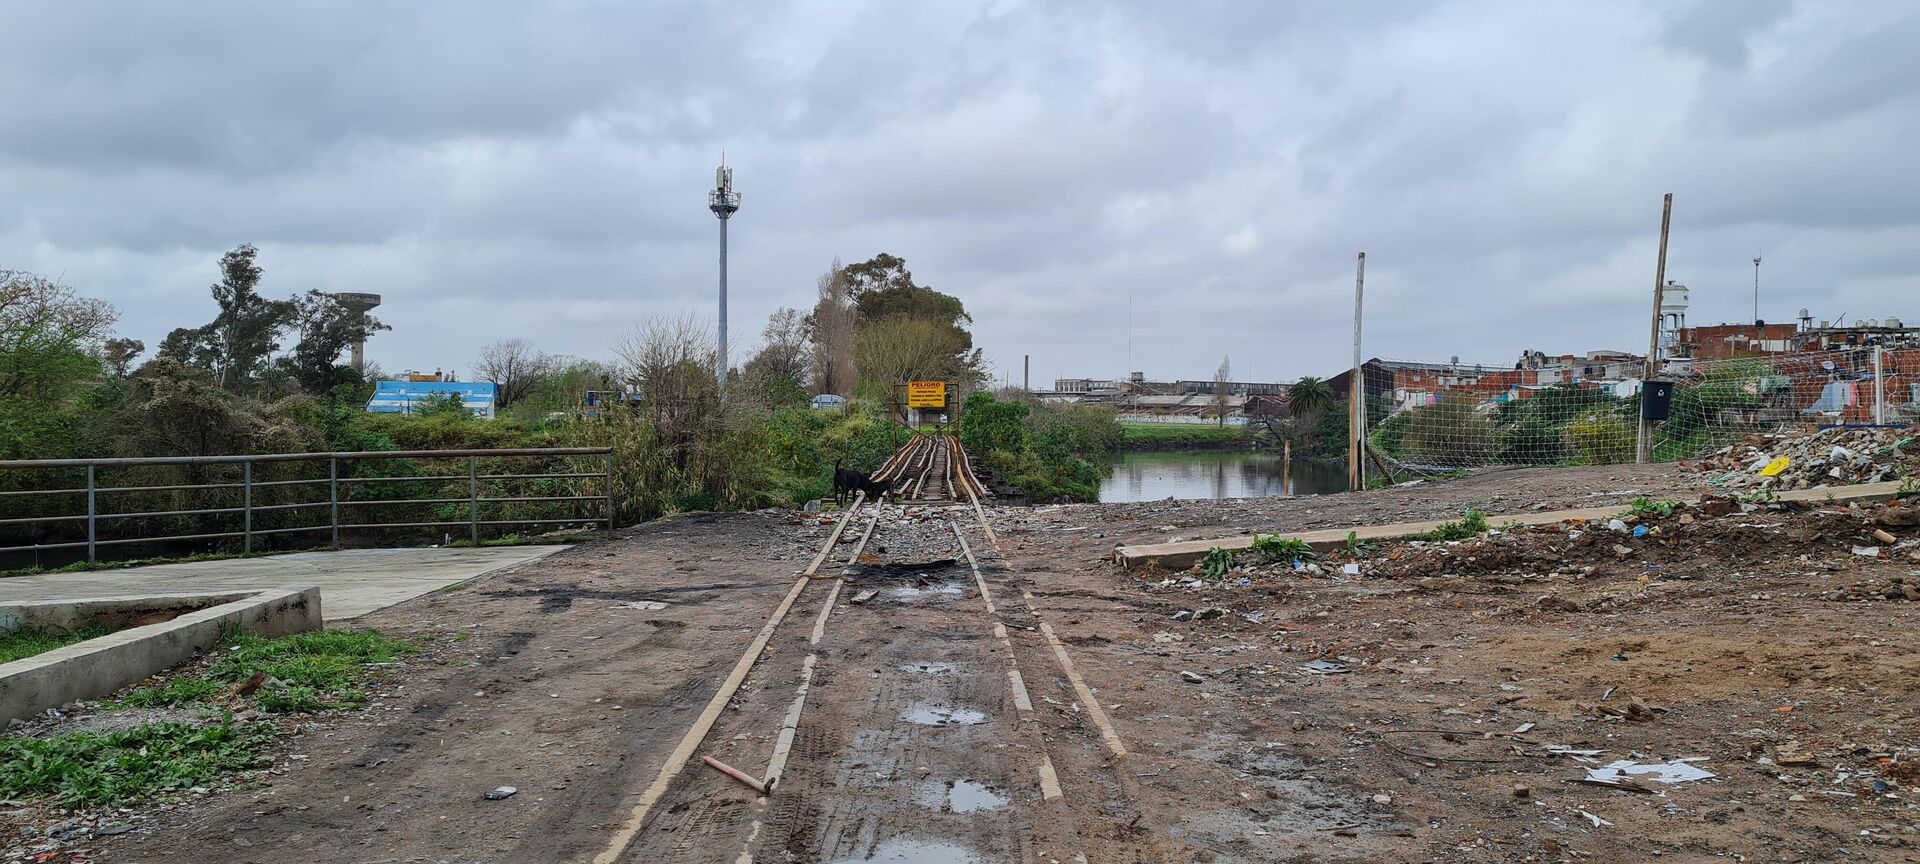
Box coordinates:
[1686,425,1918,490]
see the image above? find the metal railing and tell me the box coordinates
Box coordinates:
[0,448,615,563]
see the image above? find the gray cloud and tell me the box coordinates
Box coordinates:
[2,0,1917,388]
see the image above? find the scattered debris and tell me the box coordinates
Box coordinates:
[1179,671,1205,684]
[1583,759,1714,788]
[1298,660,1350,675]
[483,786,518,801]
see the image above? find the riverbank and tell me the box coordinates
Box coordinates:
[1118,422,1261,451]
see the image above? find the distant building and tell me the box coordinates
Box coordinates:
[1674,323,1798,359]
[366,380,498,419]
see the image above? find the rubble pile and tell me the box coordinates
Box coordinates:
[1687,425,1918,490]
[1820,576,1920,603]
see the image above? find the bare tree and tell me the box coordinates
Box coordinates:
[1212,356,1232,427]
[808,259,857,396]
[615,314,720,460]
[473,338,554,410]
[751,307,810,383]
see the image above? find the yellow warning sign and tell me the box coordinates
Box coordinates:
[906,381,946,408]
[1759,456,1790,477]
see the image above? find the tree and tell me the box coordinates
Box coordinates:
[1288,376,1336,428]
[156,245,294,393]
[740,308,811,410]
[749,307,810,384]
[473,337,554,410]
[0,271,115,400]
[808,260,857,397]
[614,314,721,464]
[278,290,388,396]
[103,338,145,378]
[840,253,919,302]
[1211,356,1232,426]
[832,253,984,395]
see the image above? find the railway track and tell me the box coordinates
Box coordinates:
[869,433,990,503]
[593,435,1148,863]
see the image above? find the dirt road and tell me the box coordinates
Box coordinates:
[86,464,1920,862]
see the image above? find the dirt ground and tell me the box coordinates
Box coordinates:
[12,463,1920,863]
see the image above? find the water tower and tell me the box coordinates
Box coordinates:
[334,292,382,374]
[1658,280,1688,359]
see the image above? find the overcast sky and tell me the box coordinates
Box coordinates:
[4,1,1917,387]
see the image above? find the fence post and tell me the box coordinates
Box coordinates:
[468,456,480,545]
[243,460,253,553]
[1874,345,1886,425]
[603,452,615,531]
[86,464,97,563]
[329,457,340,548]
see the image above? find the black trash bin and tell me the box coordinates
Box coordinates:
[1642,380,1675,421]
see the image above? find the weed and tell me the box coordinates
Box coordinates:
[1412,508,1490,542]
[1738,488,1780,505]
[0,621,123,665]
[0,720,278,807]
[1199,547,1235,581]
[113,677,224,709]
[1898,473,1918,501]
[1342,531,1378,556]
[1250,535,1317,566]
[1622,497,1682,518]
[114,629,415,714]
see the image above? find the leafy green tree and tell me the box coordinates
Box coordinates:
[279,290,387,397]
[0,272,117,459]
[836,254,984,392]
[959,391,1029,454]
[157,245,295,394]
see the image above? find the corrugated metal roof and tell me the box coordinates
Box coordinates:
[367,380,498,419]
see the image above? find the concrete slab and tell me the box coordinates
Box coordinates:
[0,546,565,621]
[1115,480,1905,570]
[1,586,322,722]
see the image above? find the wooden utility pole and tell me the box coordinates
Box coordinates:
[1636,194,1673,464]
[1282,439,1292,495]
[1350,252,1366,491]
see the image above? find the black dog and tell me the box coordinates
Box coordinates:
[832,460,891,506]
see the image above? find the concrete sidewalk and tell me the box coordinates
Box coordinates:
[0,546,566,621]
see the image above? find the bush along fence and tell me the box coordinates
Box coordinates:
[0,448,614,568]
[1359,347,1919,471]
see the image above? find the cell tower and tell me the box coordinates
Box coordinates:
[334,292,382,374]
[708,161,741,394]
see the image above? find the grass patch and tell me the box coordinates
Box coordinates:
[115,628,415,714]
[0,622,124,665]
[444,530,607,549]
[1120,423,1249,448]
[0,719,278,807]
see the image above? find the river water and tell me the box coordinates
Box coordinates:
[1098,450,1348,502]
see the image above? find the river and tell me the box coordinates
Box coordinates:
[1097,450,1348,502]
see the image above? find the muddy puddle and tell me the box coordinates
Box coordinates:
[827,837,985,863]
[913,779,1008,813]
[901,703,987,726]
[898,661,961,675]
[885,580,966,603]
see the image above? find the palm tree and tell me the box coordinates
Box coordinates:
[1287,376,1337,427]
